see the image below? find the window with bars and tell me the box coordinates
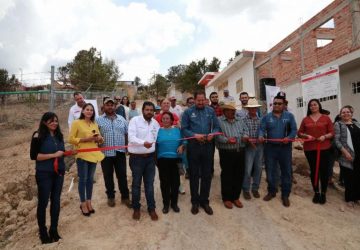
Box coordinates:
[296,97,303,108]
[236,78,243,93]
[352,81,360,94]
[319,95,337,102]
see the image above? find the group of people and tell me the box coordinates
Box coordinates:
[30,90,359,244]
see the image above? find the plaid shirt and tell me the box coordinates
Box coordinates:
[210,103,223,117]
[96,114,128,156]
[242,114,260,139]
[215,116,249,150]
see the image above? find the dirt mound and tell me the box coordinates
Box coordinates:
[0,174,37,245]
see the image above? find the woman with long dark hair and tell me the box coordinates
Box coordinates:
[30,112,65,244]
[69,103,104,216]
[298,99,334,204]
[121,96,130,107]
[334,106,360,207]
[121,96,130,120]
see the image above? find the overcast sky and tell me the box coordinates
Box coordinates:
[0,0,333,86]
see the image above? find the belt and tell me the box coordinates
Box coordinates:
[129,153,155,158]
[219,148,244,153]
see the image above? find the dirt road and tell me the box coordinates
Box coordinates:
[3,150,360,250]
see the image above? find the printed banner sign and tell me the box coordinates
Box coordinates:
[301,65,339,102]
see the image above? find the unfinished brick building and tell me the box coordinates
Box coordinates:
[255,0,360,122]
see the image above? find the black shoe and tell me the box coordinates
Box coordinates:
[319,193,326,204]
[263,193,276,201]
[80,205,90,216]
[39,228,52,244]
[282,197,290,207]
[162,205,169,214]
[49,229,61,242]
[191,204,199,215]
[89,208,95,214]
[121,198,132,208]
[107,198,115,207]
[171,204,180,213]
[312,193,320,204]
[200,204,213,215]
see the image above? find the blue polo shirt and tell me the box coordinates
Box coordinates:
[259,111,297,143]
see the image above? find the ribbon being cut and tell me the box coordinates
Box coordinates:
[55,133,323,188]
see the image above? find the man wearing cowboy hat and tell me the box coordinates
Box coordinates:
[215,101,249,209]
[242,98,263,200]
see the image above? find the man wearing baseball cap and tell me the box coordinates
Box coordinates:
[96,97,131,208]
[223,89,234,102]
[169,96,183,118]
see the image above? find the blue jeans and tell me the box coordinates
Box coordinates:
[264,144,292,198]
[36,171,64,233]
[129,154,156,211]
[243,144,263,192]
[76,158,97,202]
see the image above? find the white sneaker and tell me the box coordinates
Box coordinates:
[179,184,185,194]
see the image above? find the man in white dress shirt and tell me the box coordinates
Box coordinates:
[68,92,86,129]
[128,101,160,221]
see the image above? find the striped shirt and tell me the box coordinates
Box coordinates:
[96,114,128,156]
[242,114,260,139]
[215,116,249,150]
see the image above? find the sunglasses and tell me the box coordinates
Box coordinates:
[115,99,121,101]
[273,102,284,105]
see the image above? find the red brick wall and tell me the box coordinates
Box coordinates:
[256,0,358,86]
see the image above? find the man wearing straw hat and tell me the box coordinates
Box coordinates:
[215,101,249,209]
[242,98,263,200]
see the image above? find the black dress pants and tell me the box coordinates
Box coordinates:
[157,158,180,206]
[218,149,245,201]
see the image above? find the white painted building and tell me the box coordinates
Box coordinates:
[202,51,256,108]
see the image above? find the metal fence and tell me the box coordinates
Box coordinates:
[0,90,116,173]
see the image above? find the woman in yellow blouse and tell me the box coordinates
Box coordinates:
[69,103,104,216]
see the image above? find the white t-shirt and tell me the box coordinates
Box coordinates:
[170,105,183,118]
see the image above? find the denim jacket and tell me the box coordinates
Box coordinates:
[181,105,220,138]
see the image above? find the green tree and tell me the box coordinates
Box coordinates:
[166,64,186,84]
[57,66,70,86]
[227,50,241,65]
[134,76,141,86]
[0,69,17,104]
[59,47,120,91]
[149,74,169,100]
[169,57,221,93]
